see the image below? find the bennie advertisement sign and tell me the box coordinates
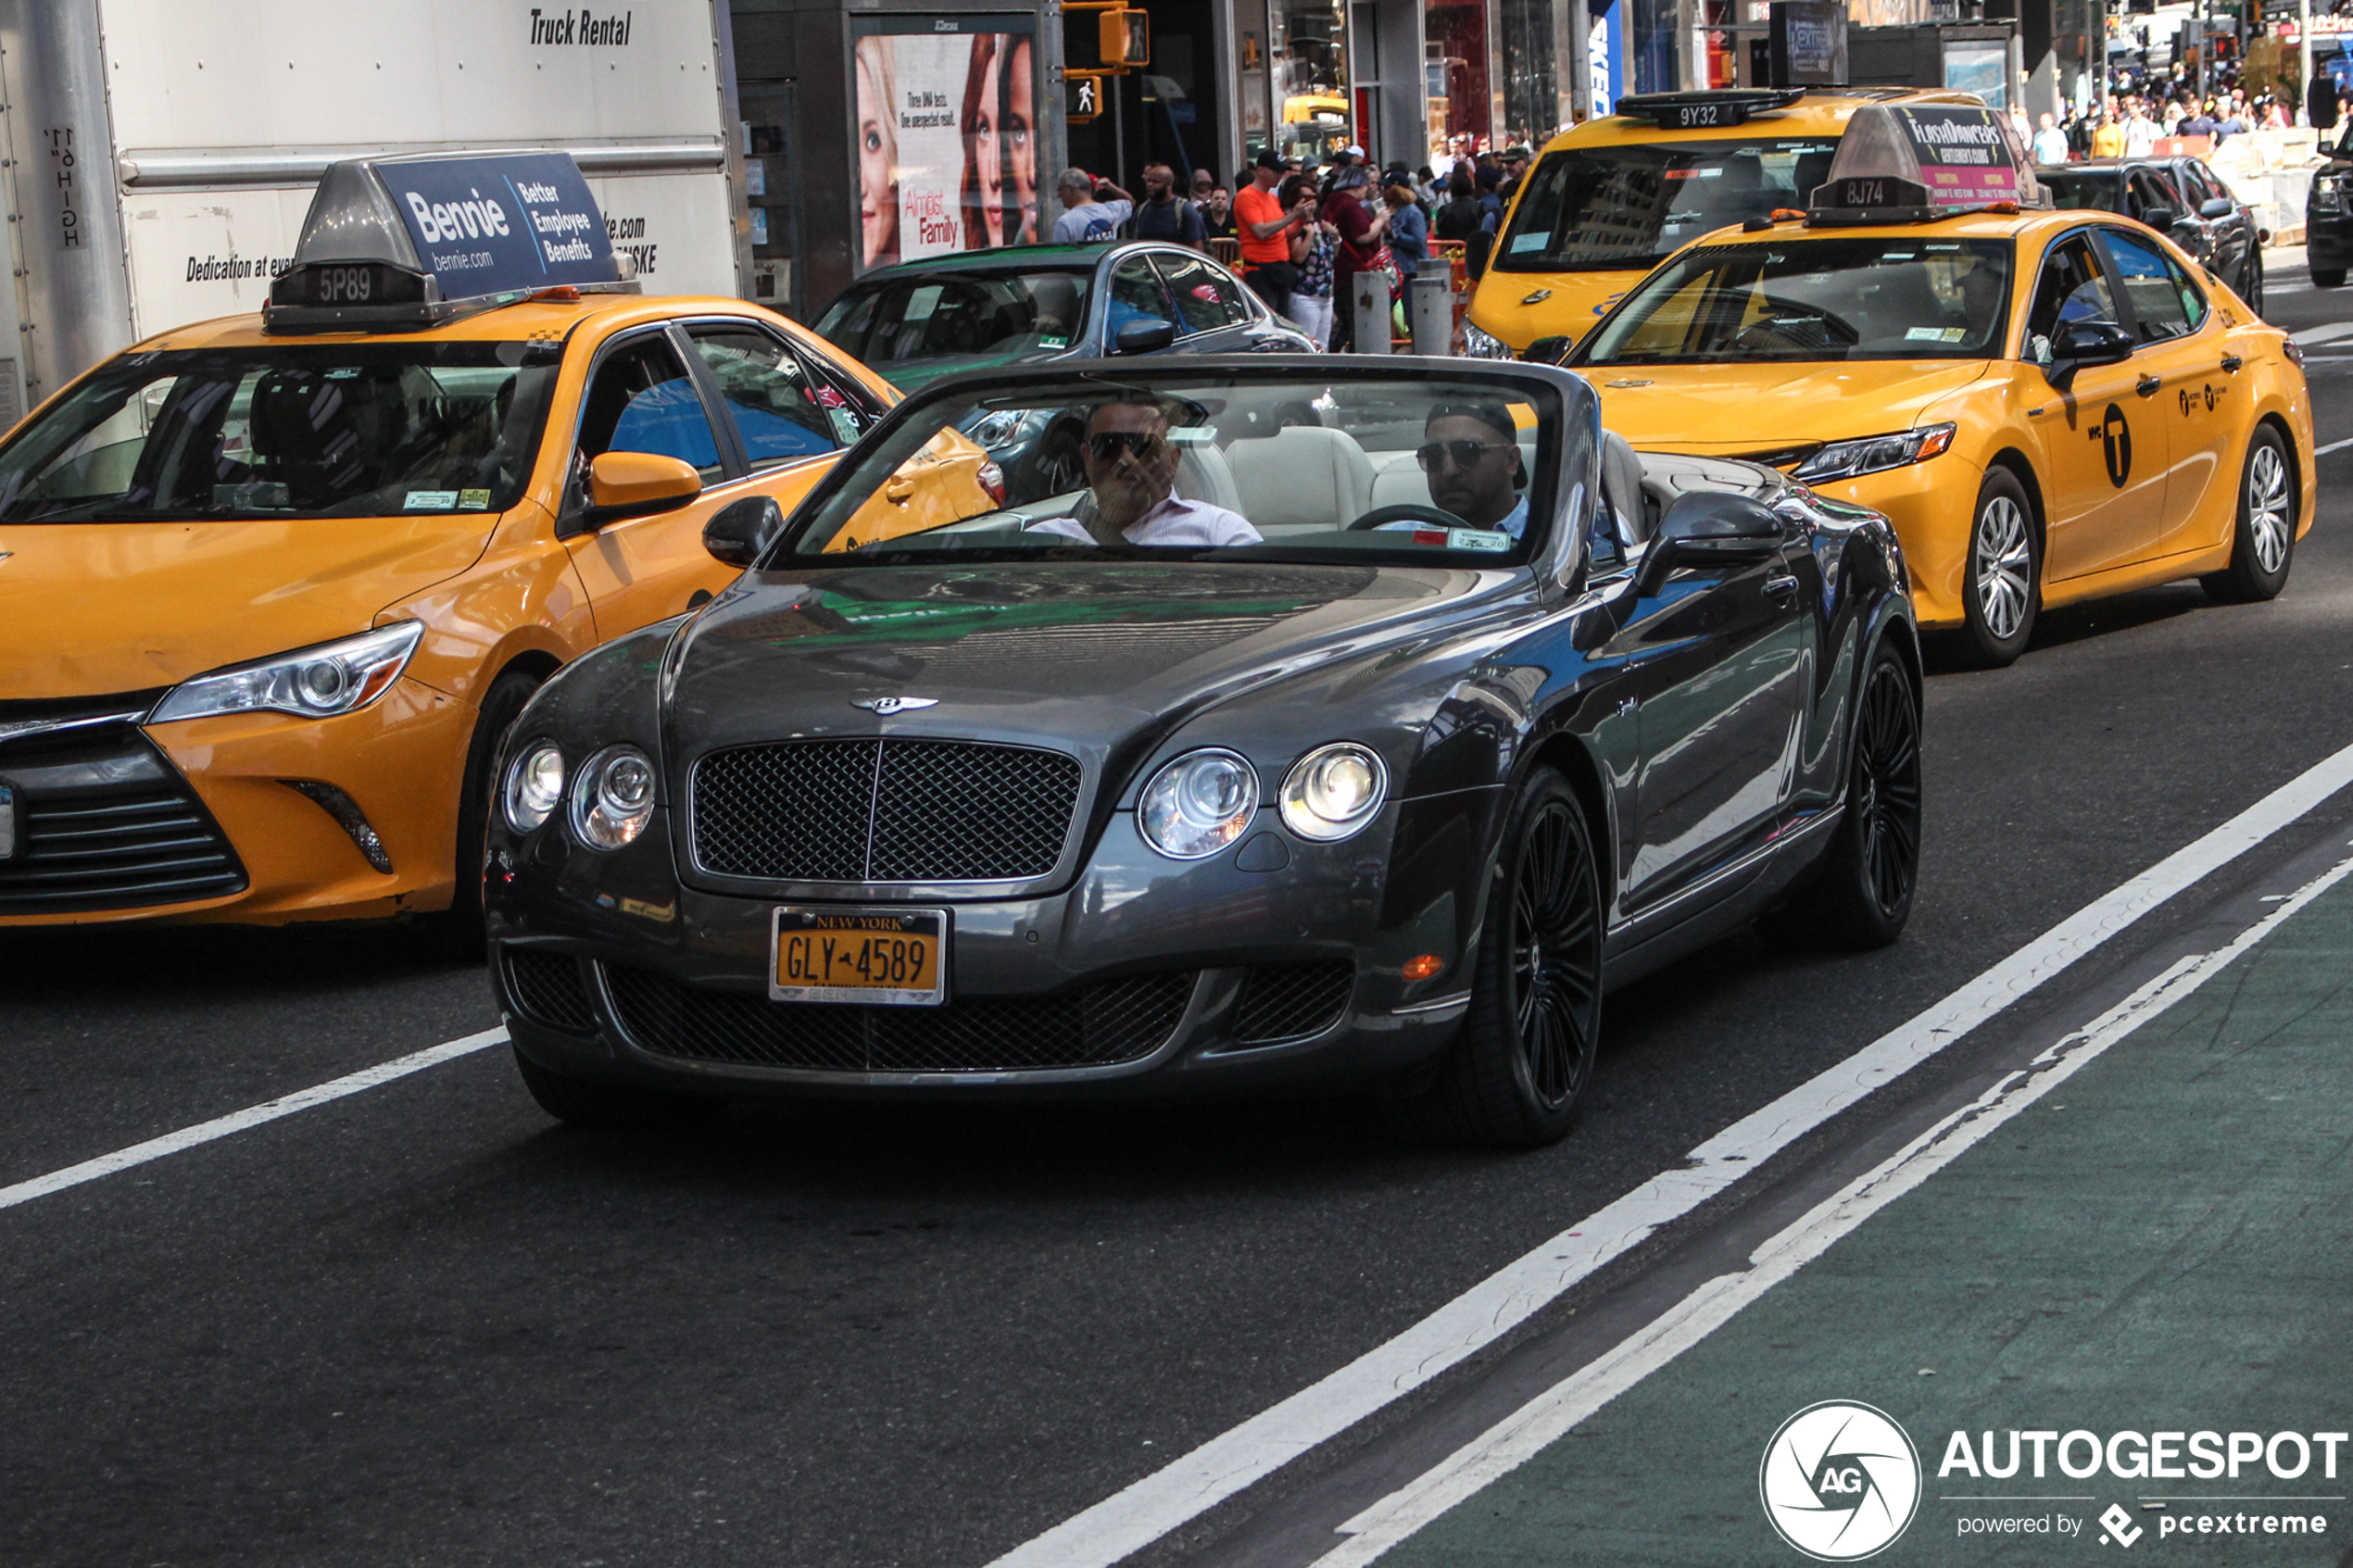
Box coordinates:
[850,16,1041,273]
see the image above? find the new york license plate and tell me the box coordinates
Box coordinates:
[770,906,947,1006]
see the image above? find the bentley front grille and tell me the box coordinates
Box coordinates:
[690,738,1083,884]
[502,948,598,1035]
[603,963,1195,1073]
[1232,960,1355,1044]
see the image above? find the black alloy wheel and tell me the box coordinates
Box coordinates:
[2201,425,2296,604]
[1400,767,1603,1148]
[436,666,543,959]
[1034,423,1086,494]
[1958,465,2038,668]
[1776,647,1922,948]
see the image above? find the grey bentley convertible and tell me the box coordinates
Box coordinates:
[484,358,1922,1148]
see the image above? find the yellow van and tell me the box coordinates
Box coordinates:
[1465,85,1982,357]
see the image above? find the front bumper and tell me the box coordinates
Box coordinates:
[0,676,476,926]
[1797,456,1982,629]
[485,798,1491,1098]
[2307,211,2353,270]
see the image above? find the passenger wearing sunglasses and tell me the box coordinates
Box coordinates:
[1411,403,1529,536]
[1022,396,1261,546]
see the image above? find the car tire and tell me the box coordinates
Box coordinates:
[1958,466,2038,669]
[512,1047,726,1128]
[434,666,543,960]
[2241,248,2264,317]
[2201,425,2296,604]
[1034,422,1086,495]
[2311,267,2347,288]
[1772,646,1921,950]
[1397,767,1602,1149]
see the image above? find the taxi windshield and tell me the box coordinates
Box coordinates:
[1494,138,1839,273]
[0,342,558,524]
[814,269,1097,385]
[1578,237,2015,364]
[784,373,1557,567]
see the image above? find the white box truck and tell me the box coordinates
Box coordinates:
[0,0,748,425]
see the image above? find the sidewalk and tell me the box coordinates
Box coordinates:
[1364,872,2353,1565]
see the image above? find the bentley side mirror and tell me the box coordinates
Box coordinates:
[1632,491,1782,598]
[1464,231,1493,281]
[2041,319,2134,392]
[576,450,702,533]
[703,495,786,568]
[1114,318,1177,354]
[2198,196,2236,220]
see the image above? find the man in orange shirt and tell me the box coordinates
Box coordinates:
[1234,149,1313,310]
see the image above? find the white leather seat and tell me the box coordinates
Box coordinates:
[1600,427,1647,541]
[1173,440,1242,514]
[1226,426,1376,533]
[1370,461,1432,510]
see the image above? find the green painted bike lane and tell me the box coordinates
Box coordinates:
[1368,871,2353,1566]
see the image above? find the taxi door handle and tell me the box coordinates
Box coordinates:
[2220,354,2244,373]
[884,477,916,505]
[2135,374,2162,397]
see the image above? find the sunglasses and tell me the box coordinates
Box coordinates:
[1416,439,1513,471]
[1087,430,1166,461]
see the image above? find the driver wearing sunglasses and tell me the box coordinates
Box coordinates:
[1412,403,1529,537]
[1022,395,1261,547]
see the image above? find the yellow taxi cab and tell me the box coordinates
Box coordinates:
[1560,103,2315,665]
[0,150,975,937]
[1462,84,1982,358]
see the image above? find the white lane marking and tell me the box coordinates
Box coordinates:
[986,740,2353,1568]
[2316,436,2353,458]
[0,1028,510,1212]
[2288,321,2353,346]
[1317,847,2353,1564]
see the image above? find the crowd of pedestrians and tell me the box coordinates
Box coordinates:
[2022,69,2348,164]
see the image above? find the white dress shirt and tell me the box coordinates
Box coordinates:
[1022,490,1263,546]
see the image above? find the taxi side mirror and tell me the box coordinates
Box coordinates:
[703,495,785,568]
[1633,491,1781,598]
[580,450,702,530]
[1464,231,1493,281]
[2043,320,2134,391]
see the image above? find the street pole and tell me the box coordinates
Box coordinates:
[2299,0,2312,124]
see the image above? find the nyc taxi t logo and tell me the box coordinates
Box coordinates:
[2092,403,2133,488]
[1761,1401,1922,1560]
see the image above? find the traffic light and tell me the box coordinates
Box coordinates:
[1066,70,1106,122]
[1100,6,1151,68]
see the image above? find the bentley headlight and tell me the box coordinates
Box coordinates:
[1279,744,1388,842]
[1791,423,1956,483]
[502,742,566,834]
[569,745,658,850]
[1461,320,1516,360]
[1139,748,1258,859]
[148,621,424,723]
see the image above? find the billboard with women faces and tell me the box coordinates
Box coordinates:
[851,17,1041,272]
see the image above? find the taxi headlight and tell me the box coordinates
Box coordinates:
[1139,748,1258,859]
[148,621,425,724]
[1279,744,1388,842]
[502,742,566,834]
[1791,423,1957,483]
[569,745,658,850]
[1461,321,1516,360]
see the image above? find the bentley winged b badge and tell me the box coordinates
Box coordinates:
[851,696,939,716]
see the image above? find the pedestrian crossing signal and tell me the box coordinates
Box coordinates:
[1066,71,1104,123]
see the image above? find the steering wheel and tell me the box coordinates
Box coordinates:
[1346,504,1472,533]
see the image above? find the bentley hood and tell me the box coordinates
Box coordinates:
[1584,360,1993,455]
[660,561,1521,786]
[0,514,497,700]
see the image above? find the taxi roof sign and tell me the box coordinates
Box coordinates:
[1806,104,2045,225]
[265,150,637,333]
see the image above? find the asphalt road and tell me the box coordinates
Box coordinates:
[5,258,2350,1568]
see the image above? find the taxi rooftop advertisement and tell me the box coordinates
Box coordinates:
[0,18,2349,1568]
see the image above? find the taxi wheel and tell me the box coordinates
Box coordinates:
[436,667,544,960]
[1775,647,1921,949]
[2202,427,2296,605]
[2241,251,2265,317]
[1960,469,2039,668]
[2312,268,2347,288]
[513,1048,727,1129]
[1398,768,1600,1149]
